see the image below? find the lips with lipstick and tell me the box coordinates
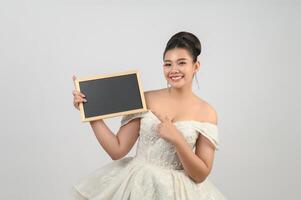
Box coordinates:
[169,74,184,81]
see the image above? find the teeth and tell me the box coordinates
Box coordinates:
[171,76,183,80]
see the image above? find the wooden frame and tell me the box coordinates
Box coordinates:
[74,69,148,122]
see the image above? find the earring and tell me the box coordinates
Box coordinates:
[194,73,200,89]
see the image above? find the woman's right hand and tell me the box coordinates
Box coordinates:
[72,75,87,110]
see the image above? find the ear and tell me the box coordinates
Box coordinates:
[194,60,200,74]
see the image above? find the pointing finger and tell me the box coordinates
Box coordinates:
[165,115,171,122]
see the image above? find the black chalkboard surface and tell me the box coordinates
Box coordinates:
[74,70,148,122]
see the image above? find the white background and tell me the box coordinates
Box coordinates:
[0,0,300,199]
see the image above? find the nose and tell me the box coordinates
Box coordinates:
[170,63,180,72]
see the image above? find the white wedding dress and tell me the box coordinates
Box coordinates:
[72,110,227,200]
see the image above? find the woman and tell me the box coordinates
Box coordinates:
[72,31,227,199]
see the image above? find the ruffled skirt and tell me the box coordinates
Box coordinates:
[71,157,227,200]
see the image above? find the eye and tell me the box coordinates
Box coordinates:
[164,63,171,67]
[179,62,186,65]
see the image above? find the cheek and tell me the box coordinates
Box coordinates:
[163,69,169,77]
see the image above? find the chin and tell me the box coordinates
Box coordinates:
[169,83,185,88]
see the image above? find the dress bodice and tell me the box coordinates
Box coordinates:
[120,110,220,170]
[73,111,226,200]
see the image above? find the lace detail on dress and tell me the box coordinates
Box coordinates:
[190,121,220,150]
[72,110,227,200]
[120,111,148,127]
[119,110,220,170]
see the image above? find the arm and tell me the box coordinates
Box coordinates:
[73,76,141,160]
[90,91,151,160]
[174,133,216,183]
[89,118,140,160]
[173,107,218,183]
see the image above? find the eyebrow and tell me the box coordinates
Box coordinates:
[164,58,188,62]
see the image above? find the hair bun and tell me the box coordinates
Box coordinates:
[179,34,201,56]
[163,31,201,62]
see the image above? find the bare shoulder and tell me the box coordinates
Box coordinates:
[144,89,162,100]
[143,89,165,108]
[196,97,218,125]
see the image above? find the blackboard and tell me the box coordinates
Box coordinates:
[74,70,148,122]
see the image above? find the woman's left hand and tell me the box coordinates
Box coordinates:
[151,110,184,145]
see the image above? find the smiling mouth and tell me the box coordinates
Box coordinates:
[169,75,184,81]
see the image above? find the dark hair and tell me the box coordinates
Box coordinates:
[163,31,201,63]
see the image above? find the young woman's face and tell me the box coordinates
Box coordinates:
[163,48,199,89]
